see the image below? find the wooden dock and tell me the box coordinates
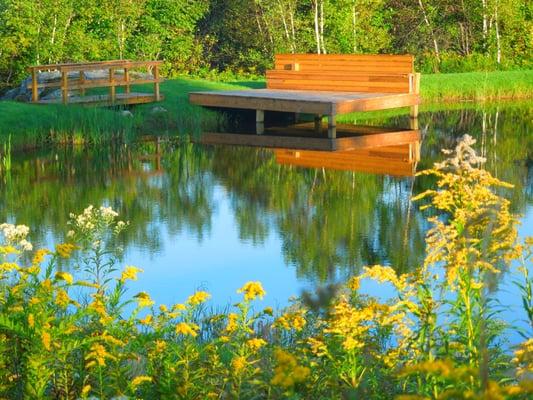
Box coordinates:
[28,60,164,106]
[190,54,420,140]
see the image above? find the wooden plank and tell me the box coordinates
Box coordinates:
[266,71,410,81]
[31,68,38,102]
[28,60,129,71]
[189,92,333,114]
[109,68,116,103]
[36,92,164,106]
[267,81,410,93]
[79,71,86,96]
[275,54,414,62]
[124,68,130,94]
[153,65,160,101]
[61,71,68,104]
[335,93,418,113]
[27,77,164,90]
[59,60,163,72]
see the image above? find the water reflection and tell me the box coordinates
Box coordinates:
[0,104,531,304]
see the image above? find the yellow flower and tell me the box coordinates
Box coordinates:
[275,311,306,332]
[88,297,107,316]
[173,303,187,311]
[225,313,239,333]
[55,271,74,285]
[55,289,71,308]
[81,384,91,397]
[85,343,116,368]
[131,375,152,387]
[231,356,247,374]
[41,331,51,351]
[271,349,310,388]
[175,322,199,337]
[187,291,211,306]
[219,335,230,343]
[154,340,167,353]
[0,245,18,255]
[55,243,76,259]
[140,314,153,325]
[347,276,360,291]
[120,266,143,282]
[307,337,328,357]
[237,281,266,301]
[135,292,155,308]
[246,338,267,351]
[159,304,168,313]
[27,314,35,328]
[32,248,51,265]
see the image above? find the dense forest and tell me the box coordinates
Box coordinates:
[0,0,531,86]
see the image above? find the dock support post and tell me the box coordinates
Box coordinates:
[31,68,39,102]
[154,65,160,101]
[109,68,116,104]
[314,115,322,134]
[409,72,420,128]
[61,71,68,105]
[327,114,336,139]
[256,110,265,135]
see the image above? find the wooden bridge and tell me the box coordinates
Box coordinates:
[190,54,420,147]
[28,60,164,106]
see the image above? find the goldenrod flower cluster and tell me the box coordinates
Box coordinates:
[237,281,266,301]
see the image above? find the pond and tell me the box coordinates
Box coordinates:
[0,103,531,332]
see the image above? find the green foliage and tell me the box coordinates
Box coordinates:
[0,0,532,85]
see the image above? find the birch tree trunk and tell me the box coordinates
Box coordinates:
[481,0,488,51]
[313,1,321,54]
[494,0,501,64]
[352,2,357,53]
[319,0,326,54]
[417,0,440,68]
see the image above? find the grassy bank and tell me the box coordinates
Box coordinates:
[0,70,531,149]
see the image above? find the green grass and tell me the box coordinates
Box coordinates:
[420,70,533,102]
[0,70,531,149]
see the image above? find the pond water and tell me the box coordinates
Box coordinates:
[1,103,531,336]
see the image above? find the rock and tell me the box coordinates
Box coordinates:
[2,88,19,100]
[120,110,133,117]
[150,106,167,114]
[40,89,79,101]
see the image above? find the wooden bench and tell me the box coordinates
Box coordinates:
[190,54,420,139]
[28,60,164,106]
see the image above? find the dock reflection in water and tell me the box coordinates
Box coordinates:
[274,138,420,177]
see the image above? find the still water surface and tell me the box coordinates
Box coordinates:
[1,104,531,329]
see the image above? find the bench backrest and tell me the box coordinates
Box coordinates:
[266,54,417,94]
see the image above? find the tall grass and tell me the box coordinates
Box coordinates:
[0,134,11,173]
